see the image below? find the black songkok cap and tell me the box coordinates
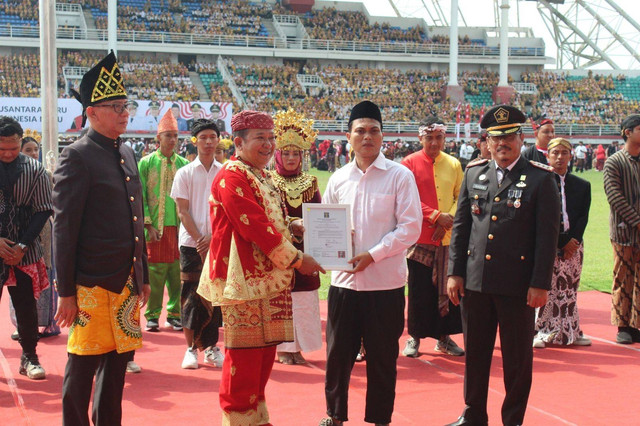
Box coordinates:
[621,114,640,137]
[191,118,220,138]
[348,100,382,130]
[69,51,127,128]
[480,105,526,136]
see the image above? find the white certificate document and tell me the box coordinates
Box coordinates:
[302,203,353,270]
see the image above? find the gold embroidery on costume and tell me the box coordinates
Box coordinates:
[240,214,249,225]
[235,186,244,197]
[91,63,126,103]
[220,178,226,188]
[271,173,318,209]
[68,276,142,355]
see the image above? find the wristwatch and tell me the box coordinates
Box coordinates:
[17,243,28,253]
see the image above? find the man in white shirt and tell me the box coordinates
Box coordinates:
[170,119,225,369]
[320,101,422,426]
[574,141,587,172]
[459,140,474,169]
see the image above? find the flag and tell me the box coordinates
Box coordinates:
[464,104,471,139]
[478,103,485,132]
[455,102,461,141]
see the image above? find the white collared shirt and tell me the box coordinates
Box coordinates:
[495,156,521,185]
[323,153,422,291]
[170,157,223,248]
[556,172,570,232]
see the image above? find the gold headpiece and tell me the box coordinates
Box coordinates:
[547,137,572,152]
[273,108,318,151]
[220,138,233,149]
[23,129,41,143]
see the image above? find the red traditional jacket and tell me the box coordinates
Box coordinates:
[198,159,299,306]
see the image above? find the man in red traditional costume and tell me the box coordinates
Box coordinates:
[198,110,324,425]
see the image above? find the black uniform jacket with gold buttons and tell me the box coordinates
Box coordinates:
[448,156,560,297]
[53,128,148,297]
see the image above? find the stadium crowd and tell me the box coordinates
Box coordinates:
[3,48,640,127]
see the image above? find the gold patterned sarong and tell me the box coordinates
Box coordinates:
[68,276,142,355]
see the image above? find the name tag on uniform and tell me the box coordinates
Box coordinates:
[473,184,488,190]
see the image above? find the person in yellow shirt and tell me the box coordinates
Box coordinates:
[401,116,465,358]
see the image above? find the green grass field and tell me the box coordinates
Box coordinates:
[307,167,613,298]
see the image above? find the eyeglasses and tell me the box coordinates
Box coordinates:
[92,102,134,114]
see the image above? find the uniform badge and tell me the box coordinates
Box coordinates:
[507,200,514,208]
[471,204,481,215]
[479,174,486,181]
[514,199,521,209]
[473,183,488,190]
[516,181,527,188]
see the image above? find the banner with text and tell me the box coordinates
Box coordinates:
[0,98,232,134]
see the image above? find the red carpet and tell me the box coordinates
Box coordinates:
[1,290,639,425]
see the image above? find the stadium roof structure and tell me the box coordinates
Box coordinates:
[389,0,640,70]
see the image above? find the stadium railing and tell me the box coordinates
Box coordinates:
[314,121,619,136]
[0,25,545,57]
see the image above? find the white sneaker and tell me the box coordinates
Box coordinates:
[572,336,592,346]
[181,348,199,369]
[532,337,546,348]
[402,337,420,357]
[204,346,225,368]
[126,360,141,373]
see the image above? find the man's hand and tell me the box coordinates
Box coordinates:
[0,238,15,259]
[140,284,151,308]
[436,213,454,230]
[145,225,160,243]
[55,295,78,328]
[562,238,580,260]
[196,234,211,255]
[290,219,305,239]
[345,252,374,274]
[447,275,465,306]
[431,224,446,242]
[527,287,548,308]
[4,245,25,265]
[297,253,326,276]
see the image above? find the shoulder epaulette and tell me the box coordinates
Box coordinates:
[467,158,490,168]
[529,160,554,172]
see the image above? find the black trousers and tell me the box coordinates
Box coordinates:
[325,286,405,424]
[1,267,38,355]
[179,246,221,348]
[62,350,134,426]
[406,259,463,339]
[460,290,535,426]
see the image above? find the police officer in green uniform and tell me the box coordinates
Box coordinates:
[445,105,561,426]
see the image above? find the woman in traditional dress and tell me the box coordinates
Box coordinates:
[534,138,592,347]
[10,131,60,340]
[271,108,323,364]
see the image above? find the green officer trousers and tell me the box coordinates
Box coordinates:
[145,260,181,321]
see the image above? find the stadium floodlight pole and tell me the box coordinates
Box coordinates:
[498,0,509,87]
[108,0,117,55]
[39,0,58,167]
[448,0,459,87]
